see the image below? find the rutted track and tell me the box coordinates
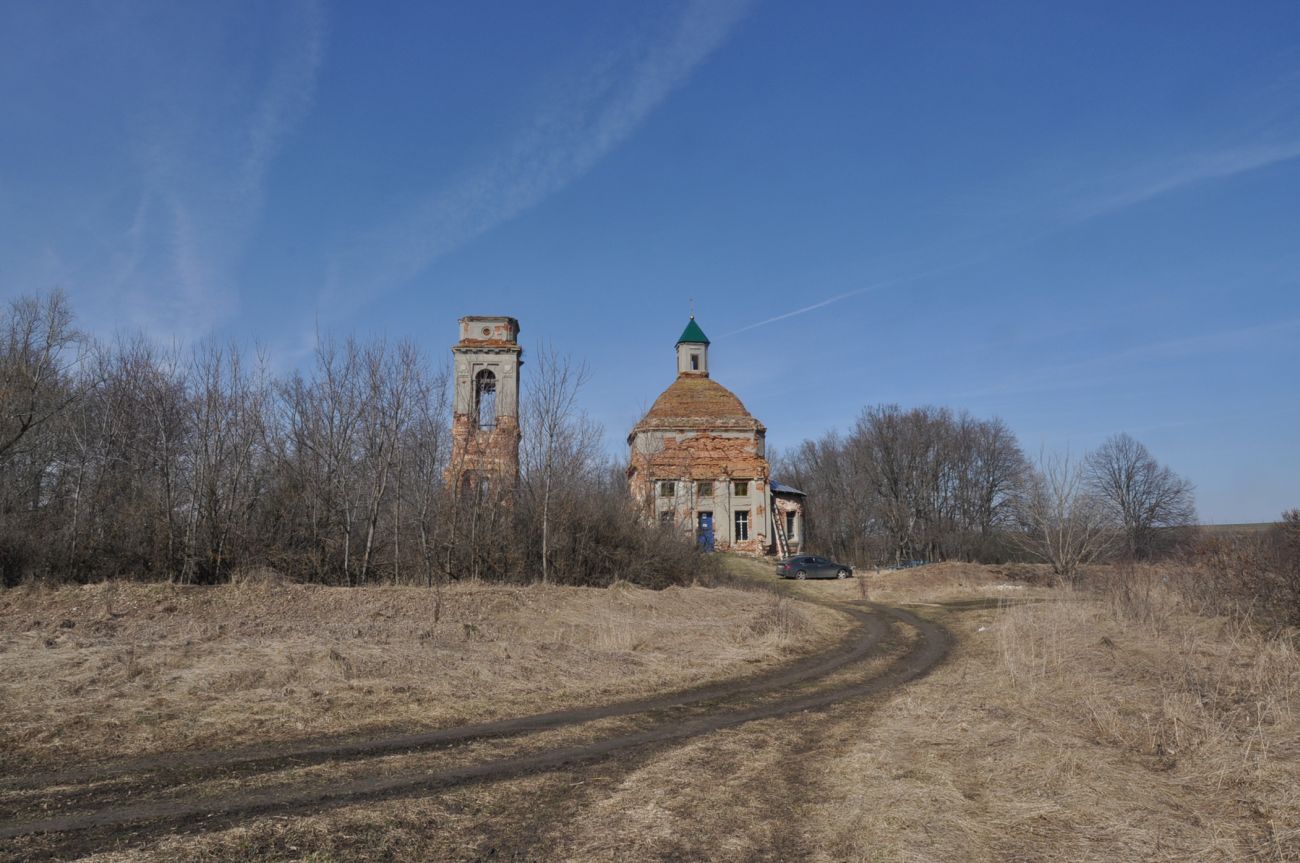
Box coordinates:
[0,597,950,857]
[1,602,887,795]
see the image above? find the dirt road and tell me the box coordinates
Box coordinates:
[0,572,952,862]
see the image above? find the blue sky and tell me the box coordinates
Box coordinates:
[2,1,1298,522]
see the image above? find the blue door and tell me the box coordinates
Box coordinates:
[696,512,715,552]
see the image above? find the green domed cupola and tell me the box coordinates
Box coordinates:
[676,316,710,346]
[675,316,710,377]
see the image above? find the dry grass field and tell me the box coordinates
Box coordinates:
[0,578,840,772]
[3,560,1298,862]
[809,562,1300,861]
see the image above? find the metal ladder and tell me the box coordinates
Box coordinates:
[771,502,790,558]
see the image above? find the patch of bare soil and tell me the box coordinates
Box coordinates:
[0,580,841,772]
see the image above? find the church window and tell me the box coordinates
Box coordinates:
[659,510,675,526]
[690,353,699,371]
[733,480,749,497]
[697,481,713,497]
[659,481,675,497]
[786,511,796,539]
[734,510,750,541]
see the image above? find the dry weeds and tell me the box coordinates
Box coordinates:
[9,562,1295,862]
[814,566,1300,862]
[790,559,1052,606]
[0,580,840,771]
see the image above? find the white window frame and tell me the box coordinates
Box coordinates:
[734,509,750,541]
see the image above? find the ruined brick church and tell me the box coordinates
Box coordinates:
[444,314,805,556]
[627,318,805,556]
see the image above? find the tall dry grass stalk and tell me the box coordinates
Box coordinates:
[992,568,1300,855]
[818,565,1299,862]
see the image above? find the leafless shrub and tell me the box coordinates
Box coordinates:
[228,566,287,587]
[1011,450,1115,579]
[1178,512,1300,631]
[745,596,810,641]
[1088,563,1177,630]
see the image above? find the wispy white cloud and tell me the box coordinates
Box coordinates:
[119,0,326,341]
[1070,139,1300,221]
[720,284,888,338]
[318,0,753,321]
[723,124,1300,342]
[719,252,998,338]
[239,4,326,209]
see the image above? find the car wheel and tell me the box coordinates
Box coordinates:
[795,570,807,580]
[836,569,849,579]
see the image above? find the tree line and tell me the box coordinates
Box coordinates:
[777,404,1201,573]
[0,291,704,588]
[4,289,1234,588]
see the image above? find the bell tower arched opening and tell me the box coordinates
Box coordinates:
[446,316,522,492]
[475,369,497,430]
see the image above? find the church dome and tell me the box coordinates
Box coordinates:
[633,375,764,433]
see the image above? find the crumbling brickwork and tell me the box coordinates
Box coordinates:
[448,414,520,490]
[627,318,801,556]
[445,316,522,494]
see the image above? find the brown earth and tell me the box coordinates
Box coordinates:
[5,558,1289,862]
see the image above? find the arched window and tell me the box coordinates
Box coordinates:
[475,369,497,430]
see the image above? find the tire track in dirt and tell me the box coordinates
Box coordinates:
[0,601,950,858]
[2,603,881,796]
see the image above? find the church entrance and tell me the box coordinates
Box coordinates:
[696,511,714,552]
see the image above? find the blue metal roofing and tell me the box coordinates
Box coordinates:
[770,480,806,496]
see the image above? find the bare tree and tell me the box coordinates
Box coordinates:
[404,361,451,586]
[276,339,366,583]
[781,405,1030,566]
[1014,450,1115,578]
[955,414,1029,560]
[1084,433,1196,559]
[183,342,270,582]
[0,291,92,462]
[519,344,598,584]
